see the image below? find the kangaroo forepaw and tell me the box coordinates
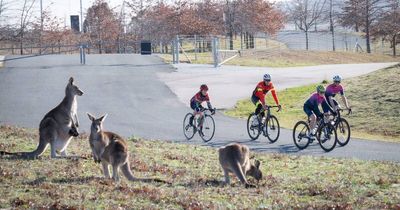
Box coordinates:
[69,128,79,137]
[245,183,257,188]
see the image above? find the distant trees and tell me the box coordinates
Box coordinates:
[370,0,400,56]
[286,0,327,50]
[83,0,122,53]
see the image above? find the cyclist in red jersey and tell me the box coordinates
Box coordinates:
[251,74,281,122]
[189,84,215,126]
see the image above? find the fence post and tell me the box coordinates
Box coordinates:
[212,37,219,68]
[80,44,83,64]
[194,35,198,61]
[175,35,180,64]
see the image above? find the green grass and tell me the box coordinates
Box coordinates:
[0,125,399,209]
[225,64,400,142]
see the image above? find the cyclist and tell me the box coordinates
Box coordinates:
[189,84,215,126]
[303,85,331,139]
[251,74,281,124]
[322,75,351,115]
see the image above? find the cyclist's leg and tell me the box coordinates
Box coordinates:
[190,101,200,125]
[321,100,333,123]
[304,104,317,135]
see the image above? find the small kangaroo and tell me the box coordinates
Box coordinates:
[87,113,134,182]
[0,77,83,159]
[87,113,169,184]
[218,143,262,188]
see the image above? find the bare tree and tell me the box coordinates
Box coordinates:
[16,0,36,55]
[287,0,327,50]
[371,0,400,56]
[324,0,344,51]
[341,0,389,53]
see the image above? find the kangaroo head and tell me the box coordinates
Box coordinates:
[87,113,108,133]
[66,77,84,97]
[246,159,262,181]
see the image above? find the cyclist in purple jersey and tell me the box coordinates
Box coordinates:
[322,75,351,115]
[304,85,332,139]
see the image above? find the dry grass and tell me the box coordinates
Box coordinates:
[0,125,399,209]
[159,49,399,67]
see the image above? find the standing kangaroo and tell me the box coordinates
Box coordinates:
[87,113,169,184]
[0,77,83,158]
[87,113,135,182]
[218,143,262,188]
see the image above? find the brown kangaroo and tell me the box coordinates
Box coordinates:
[0,77,83,159]
[218,143,262,188]
[87,113,169,184]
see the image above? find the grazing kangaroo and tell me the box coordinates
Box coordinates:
[218,143,262,188]
[0,77,83,158]
[87,113,168,184]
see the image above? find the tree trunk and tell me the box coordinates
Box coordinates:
[365,0,371,53]
[305,30,309,51]
[20,32,23,55]
[329,0,335,51]
[229,31,233,50]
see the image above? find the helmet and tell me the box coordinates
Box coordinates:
[200,84,208,91]
[333,75,342,82]
[263,74,271,81]
[316,84,326,93]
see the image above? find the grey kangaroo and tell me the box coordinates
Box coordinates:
[0,77,83,158]
[218,143,262,188]
[87,113,169,184]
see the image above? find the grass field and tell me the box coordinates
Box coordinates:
[159,50,399,67]
[225,64,400,142]
[0,125,399,209]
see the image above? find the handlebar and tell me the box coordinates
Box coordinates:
[337,108,352,115]
[201,108,217,115]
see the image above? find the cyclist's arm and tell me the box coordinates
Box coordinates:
[206,101,213,110]
[271,89,279,105]
[340,94,350,109]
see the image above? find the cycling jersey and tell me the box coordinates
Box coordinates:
[325,83,344,98]
[190,91,212,112]
[304,92,326,117]
[252,81,279,106]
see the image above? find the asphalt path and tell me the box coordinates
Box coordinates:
[0,54,399,162]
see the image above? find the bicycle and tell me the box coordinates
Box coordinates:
[183,108,216,142]
[293,116,337,152]
[246,105,280,142]
[332,108,352,146]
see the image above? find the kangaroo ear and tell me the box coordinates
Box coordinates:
[99,114,108,122]
[87,112,95,121]
[255,160,260,169]
[69,77,74,84]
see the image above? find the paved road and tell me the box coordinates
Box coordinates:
[0,54,399,162]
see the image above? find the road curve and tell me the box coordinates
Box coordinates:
[0,54,399,162]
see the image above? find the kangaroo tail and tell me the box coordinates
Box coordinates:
[0,138,48,159]
[121,162,136,181]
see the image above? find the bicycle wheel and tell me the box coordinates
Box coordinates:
[336,118,351,146]
[183,113,195,140]
[293,121,311,150]
[200,115,215,142]
[317,123,337,152]
[265,115,280,143]
[247,113,261,140]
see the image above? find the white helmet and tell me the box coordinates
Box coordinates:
[333,75,342,82]
[263,74,271,81]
